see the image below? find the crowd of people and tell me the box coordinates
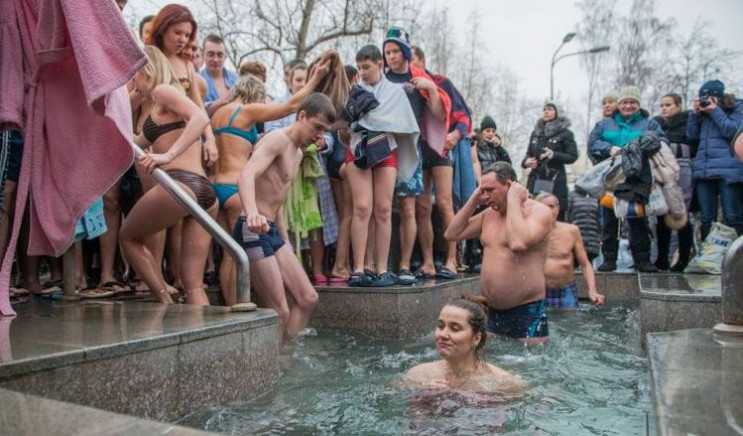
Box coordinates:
[2,2,743,355]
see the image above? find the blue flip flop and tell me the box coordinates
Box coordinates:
[435,267,457,280]
[414,269,436,280]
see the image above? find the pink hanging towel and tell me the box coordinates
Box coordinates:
[0,0,146,316]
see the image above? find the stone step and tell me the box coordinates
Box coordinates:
[575,270,640,302]
[647,329,742,435]
[312,274,480,339]
[639,274,721,346]
[0,298,279,422]
[0,387,216,435]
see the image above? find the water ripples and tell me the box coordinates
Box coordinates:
[179,303,651,435]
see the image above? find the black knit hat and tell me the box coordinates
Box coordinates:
[544,102,559,118]
[480,115,497,131]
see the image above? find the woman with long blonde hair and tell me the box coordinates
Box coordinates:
[120,46,216,305]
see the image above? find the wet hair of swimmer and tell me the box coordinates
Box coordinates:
[483,161,517,185]
[444,295,490,358]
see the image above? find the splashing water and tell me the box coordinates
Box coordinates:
[178,303,650,435]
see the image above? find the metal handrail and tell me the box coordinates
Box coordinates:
[132,146,255,311]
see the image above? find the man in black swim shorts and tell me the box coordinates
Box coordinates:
[445,162,553,344]
[234,89,335,344]
[233,218,284,261]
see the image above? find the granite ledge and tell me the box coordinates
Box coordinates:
[316,275,479,294]
[0,387,216,435]
[647,329,743,436]
[0,306,278,380]
[639,290,721,303]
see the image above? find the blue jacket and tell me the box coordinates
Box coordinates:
[199,68,238,106]
[587,109,666,164]
[687,99,743,183]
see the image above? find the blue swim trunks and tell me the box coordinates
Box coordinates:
[213,183,239,209]
[487,300,549,339]
[545,282,579,309]
[232,216,285,261]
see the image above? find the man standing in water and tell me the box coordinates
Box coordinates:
[445,162,553,344]
[235,92,335,343]
[536,193,605,308]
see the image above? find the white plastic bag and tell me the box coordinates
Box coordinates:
[617,238,633,270]
[576,155,623,199]
[685,222,738,274]
[644,185,669,216]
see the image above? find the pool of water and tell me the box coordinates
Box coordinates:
[179,304,651,435]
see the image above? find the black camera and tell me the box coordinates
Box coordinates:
[699,92,712,108]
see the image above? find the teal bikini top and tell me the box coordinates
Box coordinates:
[213,106,258,144]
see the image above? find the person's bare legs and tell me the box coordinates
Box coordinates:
[275,245,319,339]
[347,163,373,274]
[167,221,183,289]
[120,185,195,303]
[18,207,41,292]
[416,170,436,276]
[74,241,87,289]
[398,195,417,272]
[432,166,457,272]
[133,165,167,291]
[330,173,352,278]
[179,205,217,305]
[99,181,122,286]
[204,241,216,283]
[0,180,17,263]
[248,256,291,342]
[372,166,397,274]
[218,195,243,306]
[364,220,375,272]
[309,229,325,279]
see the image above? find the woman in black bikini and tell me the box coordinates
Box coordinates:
[147,4,217,164]
[120,46,215,305]
[147,4,218,290]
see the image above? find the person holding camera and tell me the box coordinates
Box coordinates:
[587,86,666,272]
[521,103,578,222]
[687,80,743,239]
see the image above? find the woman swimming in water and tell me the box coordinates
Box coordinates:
[406,297,527,394]
[120,46,215,305]
[209,57,331,304]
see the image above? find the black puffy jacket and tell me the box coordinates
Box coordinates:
[567,191,601,257]
[477,139,511,168]
[522,117,578,217]
[653,110,698,157]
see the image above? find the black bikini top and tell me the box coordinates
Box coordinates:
[142,114,186,143]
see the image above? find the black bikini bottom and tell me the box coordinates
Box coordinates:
[166,170,217,210]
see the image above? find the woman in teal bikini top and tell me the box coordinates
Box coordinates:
[209,66,330,304]
[213,106,259,144]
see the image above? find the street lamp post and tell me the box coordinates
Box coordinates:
[550,32,576,101]
[550,34,610,100]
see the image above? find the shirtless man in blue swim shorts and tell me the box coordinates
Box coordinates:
[235,93,335,343]
[536,193,605,309]
[445,162,553,344]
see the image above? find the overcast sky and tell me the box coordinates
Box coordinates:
[445,0,743,108]
[128,0,743,110]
